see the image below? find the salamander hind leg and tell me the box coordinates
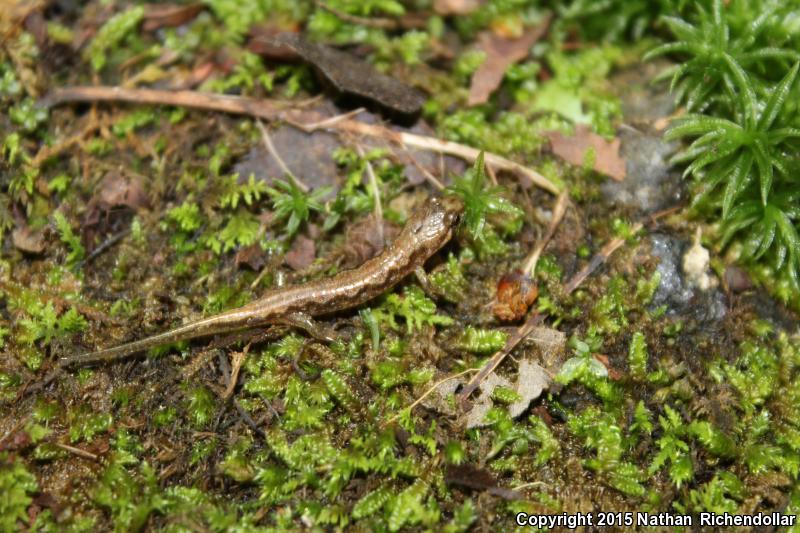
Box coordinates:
[279,312,338,343]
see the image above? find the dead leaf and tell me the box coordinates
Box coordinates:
[421,376,460,416]
[433,0,484,15]
[508,359,550,418]
[142,3,203,31]
[468,15,551,106]
[493,270,538,321]
[235,243,267,271]
[95,170,148,211]
[526,326,566,373]
[545,125,627,181]
[12,225,46,254]
[234,123,341,192]
[284,235,315,271]
[464,372,510,429]
[445,464,522,500]
[342,216,399,268]
[271,33,426,117]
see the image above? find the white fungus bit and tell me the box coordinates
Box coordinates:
[682,228,716,291]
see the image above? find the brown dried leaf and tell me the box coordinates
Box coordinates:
[142,3,204,31]
[445,464,522,500]
[12,225,46,254]
[545,125,627,181]
[271,33,426,116]
[527,326,566,374]
[468,16,551,105]
[235,243,267,271]
[94,170,148,211]
[342,216,399,269]
[464,372,510,429]
[284,235,315,271]
[493,270,538,321]
[508,359,550,418]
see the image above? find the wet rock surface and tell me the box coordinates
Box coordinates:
[602,127,682,212]
[649,233,726,324]
[602,62,683,213]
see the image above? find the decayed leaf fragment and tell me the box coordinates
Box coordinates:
[545,125,627,181]
[467,15,551,105]
[271,33,426,116]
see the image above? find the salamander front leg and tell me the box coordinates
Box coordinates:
[415,266,441,299]
[279,312,338,343]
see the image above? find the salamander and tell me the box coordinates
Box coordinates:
[52,195,464,373]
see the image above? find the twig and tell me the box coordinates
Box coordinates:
[81,228,131,266]
[295,107,365,131]
[54,442,99,461]
[44,87,560,195]
[312,118,561,194]
[386,367,480,425]
[456,312,544,405]
[402,147,445,190]
[43,86,286,120]
[256,119,309,192]
[356,144,384,244]
[234,399,267,436]
[561,205,679,294]
[521,191,569,275]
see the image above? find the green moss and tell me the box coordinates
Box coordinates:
[0,454,38,532]
[374,285,453,334]
[454,326,508,354]
[68,405,112,443]
[86,6,145,71]
[628,331,649,381]
[53,212,86,268]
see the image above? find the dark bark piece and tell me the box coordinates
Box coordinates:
[271,33,426,118]
[445,464,522,500]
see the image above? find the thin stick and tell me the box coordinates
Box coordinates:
[54,442,99,461]
[402,147,445,190]
[256,119,309,192]
[562,222,643,294]
[386,367,480,425]
[521,191,569,275]
[320,119,560,194]
[456,312,544,404]
[44,86,560,195]
[43,86,285,120]
[81,228,131,266]
[0,417,28,447]
[294,107,365,131]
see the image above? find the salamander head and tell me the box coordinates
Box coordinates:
[404,195,464,253]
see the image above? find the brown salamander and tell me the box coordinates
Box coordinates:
[54,195,464,372]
